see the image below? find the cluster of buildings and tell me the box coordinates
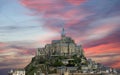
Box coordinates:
[8,69,25,75]
[8,28,119,75]
[80,59,118,74]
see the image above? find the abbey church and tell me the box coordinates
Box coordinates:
[36,28,84,58]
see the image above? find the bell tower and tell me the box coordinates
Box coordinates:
[61,27,66,38]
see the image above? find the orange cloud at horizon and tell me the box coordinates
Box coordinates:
[84,42,120,69]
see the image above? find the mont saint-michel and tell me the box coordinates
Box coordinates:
[9,28,119,75]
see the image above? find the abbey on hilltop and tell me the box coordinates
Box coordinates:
[9,28,119,75]
[36,28,84,59]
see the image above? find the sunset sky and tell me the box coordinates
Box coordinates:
[0,0,120,74]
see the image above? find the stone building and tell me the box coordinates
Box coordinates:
[36,28,84,58]
[8,69,25,75]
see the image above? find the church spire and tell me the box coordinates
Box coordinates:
[61,27,65,37]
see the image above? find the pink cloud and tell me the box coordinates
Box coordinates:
[0,42,35,69]
[20,0,89,31]
[111,62,120,69]
[0,42,7,47]
[21,0,64,13]
[66,0,86,5]
[83,42,120,69]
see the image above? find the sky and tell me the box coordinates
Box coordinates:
[0,0,120,74]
